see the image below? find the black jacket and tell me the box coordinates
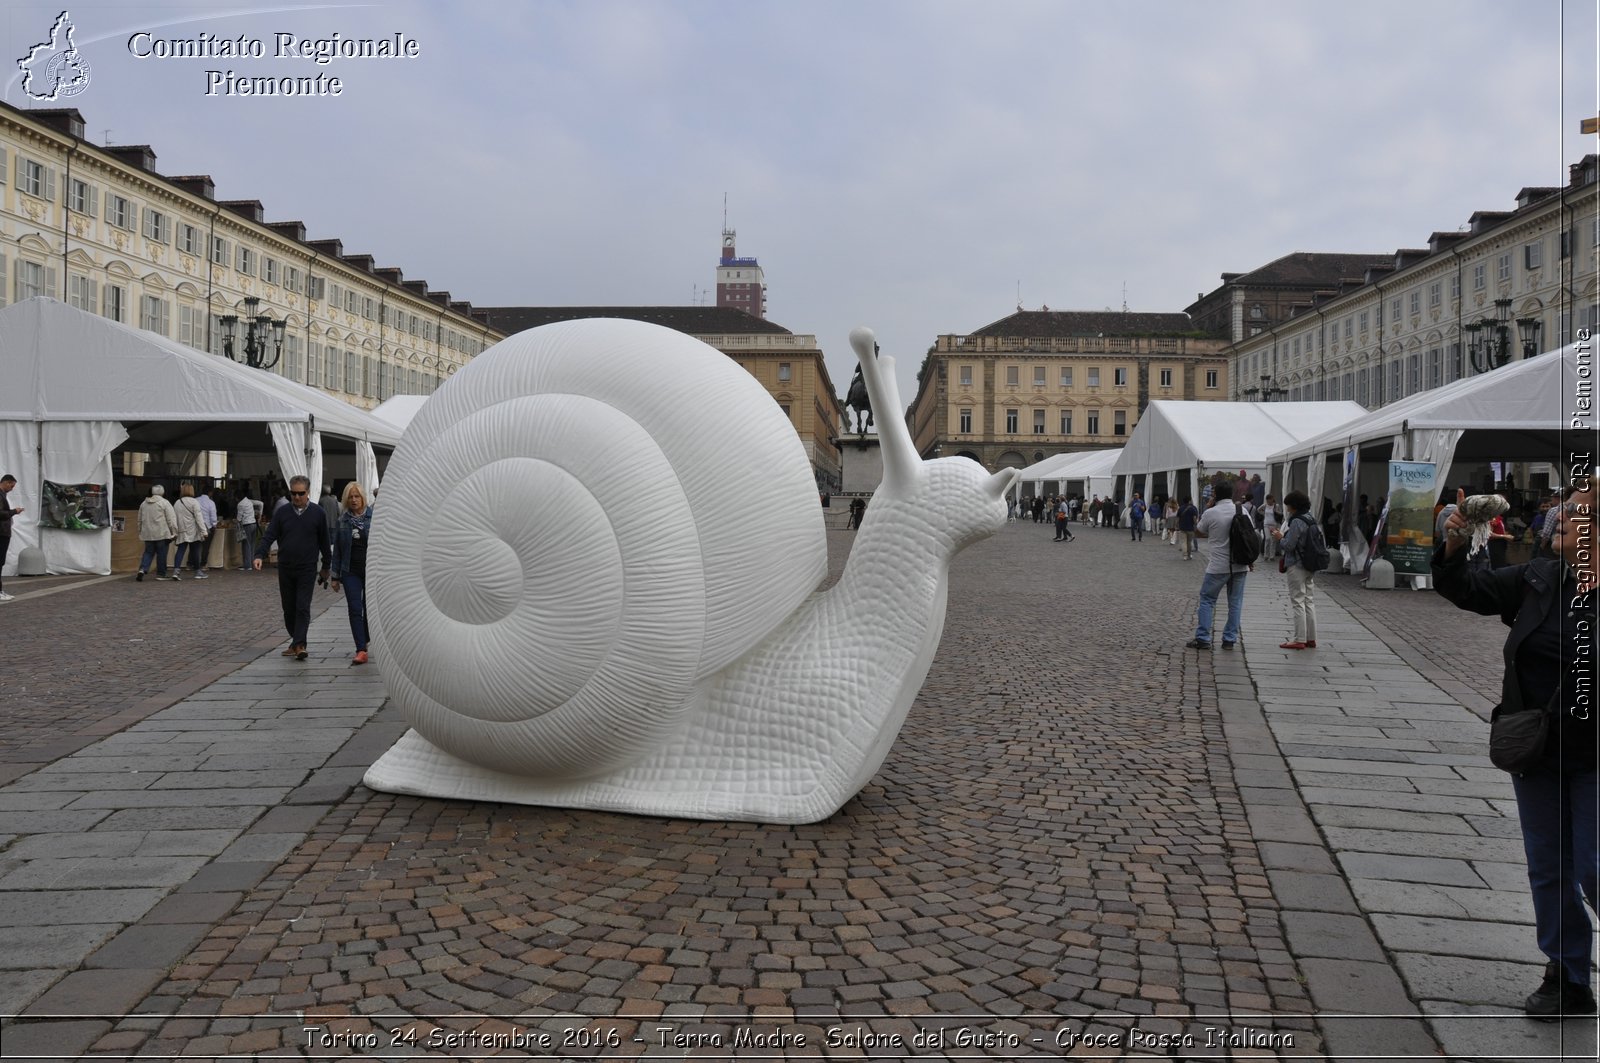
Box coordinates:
[1433,544,1595,771]
[255,503,331,570]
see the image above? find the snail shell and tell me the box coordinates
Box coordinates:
[368,318,827,779]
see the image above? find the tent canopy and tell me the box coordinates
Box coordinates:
[0,298,401,453]
[370,395,429,433]
[1113,400,1368,480]
[1265,345,1577,465]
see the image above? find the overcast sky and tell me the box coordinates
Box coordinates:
[4,1,1596,409]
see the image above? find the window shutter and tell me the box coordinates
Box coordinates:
[88,185,97,217]
[45,267,57,299]
[160,300,170,336]
[13,154,23,188]
[0,147,6,184]
[87,278,97,309]
[0,255,7,307]
[44,167,55,202]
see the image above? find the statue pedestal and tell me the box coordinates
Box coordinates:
[838,434,882,494]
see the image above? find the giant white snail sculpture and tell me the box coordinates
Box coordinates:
[362,318,1019,824]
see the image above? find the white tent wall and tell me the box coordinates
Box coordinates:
[41,421,127,574]
[356,441,380,498]
[0,420,39,578]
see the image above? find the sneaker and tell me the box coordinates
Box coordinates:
[0,592,13,602]
[193,571,208,579]
[1184,639,1212,650]
[171,571,184,580]
[135,571,144,581]
[156,574,177,581]
[1221,641,1236,650]
[281,645,299,657]
[295,646,309,661]
[1526,962,1598,1021]
[352,650,368,666]
[1279,641,1307,650]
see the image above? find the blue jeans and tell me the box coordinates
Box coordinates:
[341,572,369,652]
[173,541,201,571]
[1195,569,1246,645]
[139,539,170,576]
[1513,767,1599,986]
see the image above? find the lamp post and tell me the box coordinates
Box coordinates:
[219,296,287,371]
[1242,373,1288,402]
[1464,298,1542,374]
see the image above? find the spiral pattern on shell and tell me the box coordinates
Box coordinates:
[368,318,828,779]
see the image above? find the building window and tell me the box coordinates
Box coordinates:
[1428,281,1441,308]
[1342,373,1354,401]
[1427,347,1441,388]
[1358,311,1369,333]
[263,257,279,285]
[958,364,973,387]
[345,350,359,394]
[1060,367,1072,387]
[103,284,125,322]
[1451,274,1460,300]
[1113,410,1126,436]
[1204,369,1219,389]
[1390,298,1401,323]
[1524,240,1543,270]
[107,194,134,231]
[364,356,376,398]
[345,289,359,314]
[1356,368,1368,406]
[1497,253,1511,282]
[66,274,96,311]
[1086,410,1100,435]
[67,178,96,216]
[211,236,229,266]
[283,334,301,383]
[1560,228,1576,259]
[1060,411,1072,435]
[777,403,790,420]
[1005,408,1019,433]
[1113,367,1127,386]
[140,295,169,336]
[1447,343,1463,382]
[1005,365,1019,387]
[178,223,201,255]
[16,261,53,301]
[1087,367,1100,387]
[959,408,972,433]
[1472,263,1486,291]
[777,362,791,382]
[1033,366,1045,386]
[236,246,254,275]
[1390,360,1403,400]
[1032,409,1046,434]
[1159,368,1173,387]
[284,266,302,294]
[142,208,169,244]
[1408,353,1421,394]
[1249,304,1263,319]
[363,296,376,321]
[18,157,54,200]
[178,304,202,348]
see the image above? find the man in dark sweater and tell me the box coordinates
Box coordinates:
[254,475,331,660]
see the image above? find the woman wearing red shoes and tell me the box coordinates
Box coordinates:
[1272,491,1319,650]
[330,482,375,666]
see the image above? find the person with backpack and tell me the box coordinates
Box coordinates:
[1186,480,1257,650]
[1129,493,1147,542]
[1273,491,1326,650]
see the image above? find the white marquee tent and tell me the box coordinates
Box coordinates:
[0,298,399,575]
[371,395,429,434]
[1111,399,1368,503]
[1263,345,1583,569]
[1013,449,1120,501]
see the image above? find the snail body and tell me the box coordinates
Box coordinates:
[363,321,1017,823]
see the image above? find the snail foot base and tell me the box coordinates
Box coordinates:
[363,729,841,825]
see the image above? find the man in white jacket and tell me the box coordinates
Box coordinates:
[136,485,179,581]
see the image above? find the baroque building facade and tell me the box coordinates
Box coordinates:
[480,306,844,491]
[907,310,1230,470]
[0,103,498,411]
[1220,156,1599,406]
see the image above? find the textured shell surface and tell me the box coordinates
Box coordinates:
[369,318,827,778]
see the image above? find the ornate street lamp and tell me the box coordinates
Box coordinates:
[1242,373,1288,402]
[219,296,287,370]
[1465,298,1542,374]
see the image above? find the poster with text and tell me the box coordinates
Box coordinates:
[1385,461,1439,575]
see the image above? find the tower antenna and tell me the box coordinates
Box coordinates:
[1122,282,1128,314]
[722,193,728,231]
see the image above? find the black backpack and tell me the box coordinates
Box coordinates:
[1228,508,1262,566]
[1296,515,1330,573]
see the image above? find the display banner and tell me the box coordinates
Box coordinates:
[1340,447,1364,571]
[1384,461,1439,575]
[39,480,111,530]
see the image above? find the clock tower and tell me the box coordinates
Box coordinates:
[715,226,766,320]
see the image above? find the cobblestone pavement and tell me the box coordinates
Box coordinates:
[0,524,1591,1060]
[0,565,340,779]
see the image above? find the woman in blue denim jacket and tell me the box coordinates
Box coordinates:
[330,482,374,665]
